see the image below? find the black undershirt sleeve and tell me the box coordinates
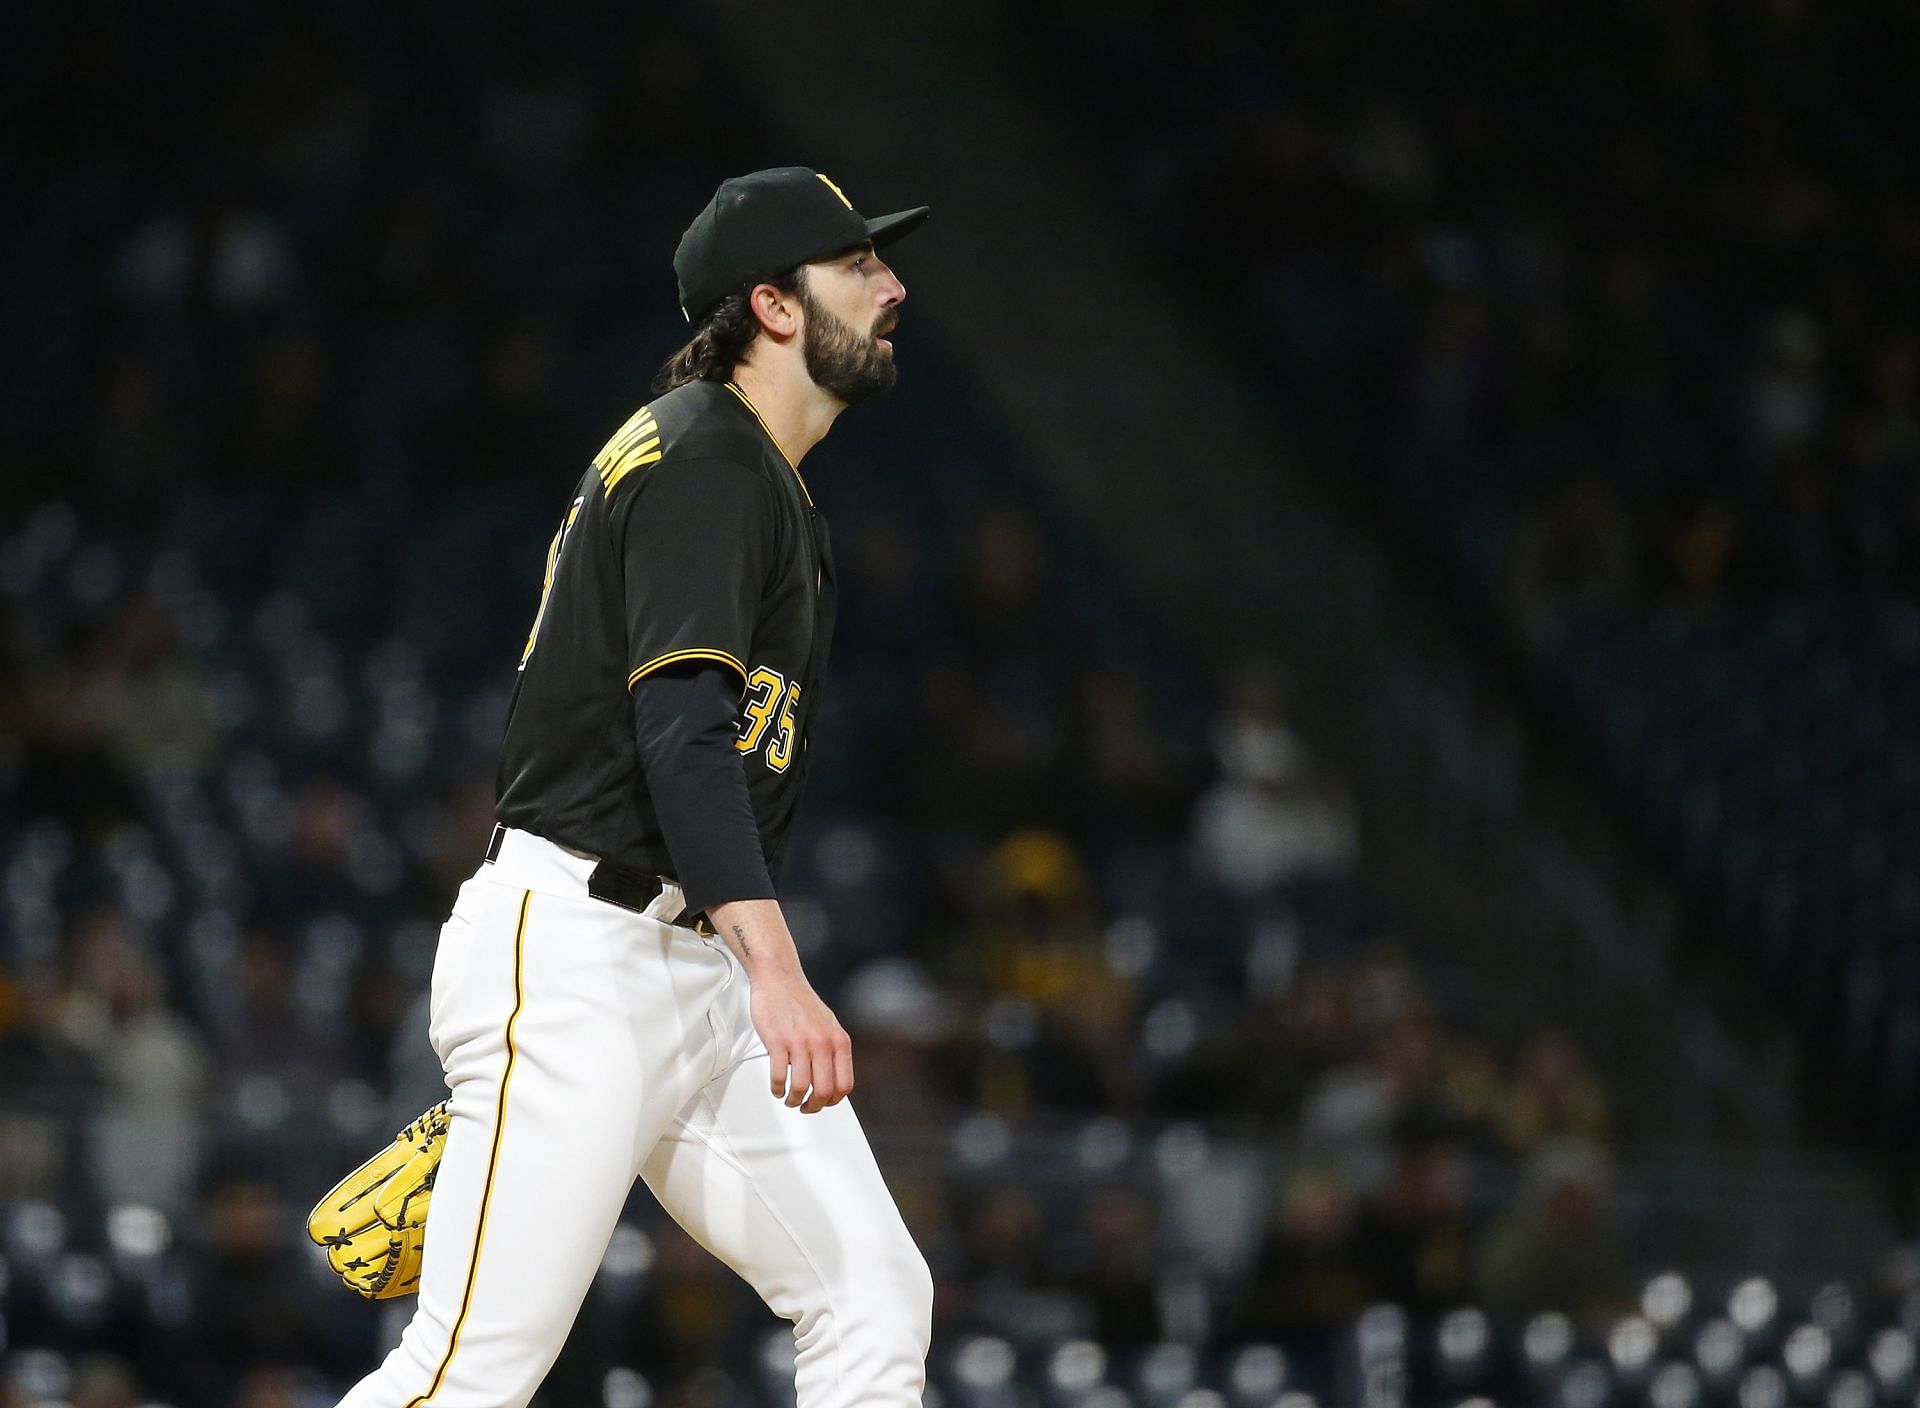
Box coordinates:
[631,663,775,916]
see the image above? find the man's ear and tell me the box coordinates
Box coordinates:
[747,280,801,342]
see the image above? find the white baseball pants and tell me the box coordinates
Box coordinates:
[334,828,932,1408]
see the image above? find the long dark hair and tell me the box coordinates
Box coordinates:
[653,266,803,393]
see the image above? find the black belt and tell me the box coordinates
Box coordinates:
[486,824,710,933]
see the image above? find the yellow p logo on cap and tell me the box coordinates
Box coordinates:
[816,173,853,209]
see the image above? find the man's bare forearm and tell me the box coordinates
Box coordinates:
[708,897,804,980]
[707,895,852,1110]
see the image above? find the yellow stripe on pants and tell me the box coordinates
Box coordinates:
[404,888,531,1407]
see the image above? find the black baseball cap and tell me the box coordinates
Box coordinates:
[674,166,929,323]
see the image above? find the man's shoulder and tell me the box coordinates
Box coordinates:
[653,380,771,470]
[590,380,772,503]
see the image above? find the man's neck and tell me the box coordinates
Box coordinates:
[728,361,842,467]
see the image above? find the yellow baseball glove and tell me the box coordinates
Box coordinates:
[306,1101,450,1299]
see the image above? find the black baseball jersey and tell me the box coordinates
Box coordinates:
[495,378,837,885]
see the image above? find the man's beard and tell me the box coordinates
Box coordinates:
[798,282,897,406]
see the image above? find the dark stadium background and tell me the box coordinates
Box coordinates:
[4,3,1919,1406]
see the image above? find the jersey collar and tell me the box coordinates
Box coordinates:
[723,381,814,508]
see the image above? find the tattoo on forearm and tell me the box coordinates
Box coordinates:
[731,922,752,956]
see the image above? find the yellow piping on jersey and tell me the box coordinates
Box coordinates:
[627,648,750,693]
[402,888,532,1408]
[723,381,814,507]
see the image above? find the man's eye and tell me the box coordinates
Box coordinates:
[851,257,866,270]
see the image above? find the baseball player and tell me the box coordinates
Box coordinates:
[335,167,932,1407]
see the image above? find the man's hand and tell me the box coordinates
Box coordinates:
[750,970,854,1113]
[707,897,854,1113]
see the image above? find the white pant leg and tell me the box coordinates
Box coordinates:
[639,948,933,1408]
[337,863,731,1408]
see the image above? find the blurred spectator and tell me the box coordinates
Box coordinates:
[1061,1186,1165,1348]
[1025,966,1140,1115]
[185,1177,334,1402]
[629,1224,747,1393]
[231,1366,304,1408]
[839,513,937,669]
[888,1171,966,1333]
[952,830,1151,1118]
[1497,1032,1612,1154]
[1655,491,1749,607]
[959,1183,1079,1340]
[13,659,144,847]
[838,958,950,1130]
[949,502,1067,678]
[1506,475,1638,635]
[834,514,940,818]
[1156,988,1311,1125]
[69,1355,140,1408]
[208,923,344,1101]
[961,1183,1052,1291]
[1746,309,1827,460]
[931,504,1078,836]
[1435,1033,1511,1137]
[85,352,195,530]
[1298,990,1465,1189]
[1068,664,1197,844]
[1233,1166,1371,1339]
[54,905,207,1211]
[1192,665,1356,896]
[80,595,218,776]
[1351,1139,1473,1314]
[0,968,100,1201]
[256,775,387,925]
[218,332,337,490]
[1761,447,1857,590]
[974,830,1107,1006]
[1475,1140,1635,1325]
